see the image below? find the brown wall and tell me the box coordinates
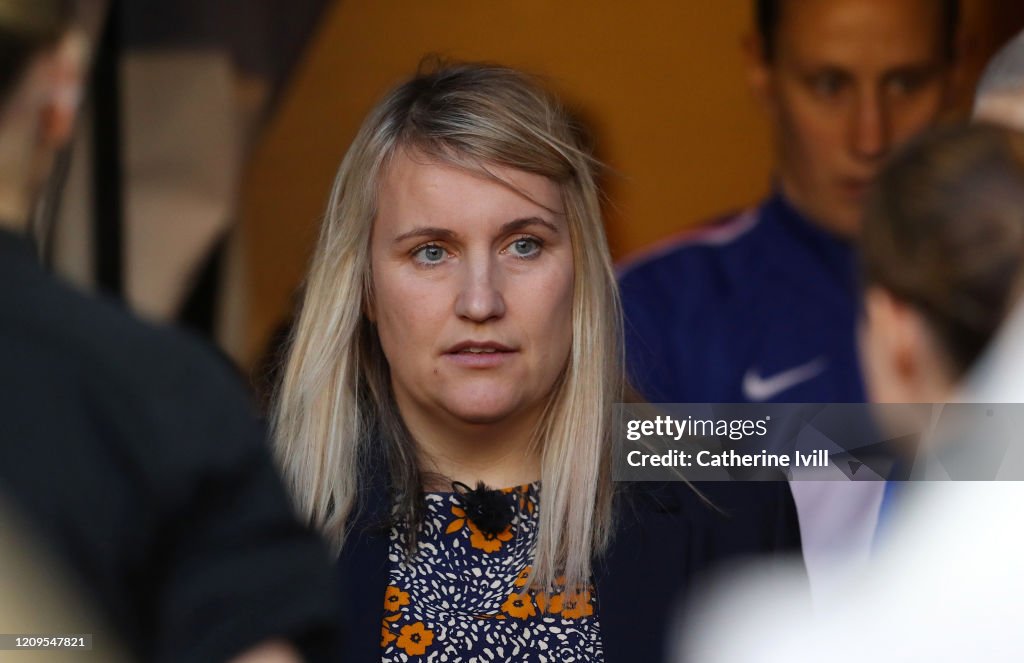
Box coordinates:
[240,0,1016,368]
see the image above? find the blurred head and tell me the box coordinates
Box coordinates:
[0,0,82,229]
[748,0,960,237]
[273,62,623,591]
[973,30,1024,131]
[0,1,72,99]
[860,124,1024,403]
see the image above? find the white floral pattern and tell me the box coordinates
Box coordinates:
[380,483,604,662]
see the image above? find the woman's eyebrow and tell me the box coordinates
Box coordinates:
[500,217,560,235]
[393,227,457,244]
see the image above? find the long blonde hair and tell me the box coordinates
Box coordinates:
[272,62,624,591]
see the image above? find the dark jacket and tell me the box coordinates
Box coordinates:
[337,476,801,662]
[0,230,343,662]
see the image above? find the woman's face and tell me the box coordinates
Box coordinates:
[369,150,574,432]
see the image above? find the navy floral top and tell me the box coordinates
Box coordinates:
[380,483,604,661]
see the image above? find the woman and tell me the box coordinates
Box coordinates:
[860,123,1024,406]
[273,62,800,662]
[859,122,1024,497]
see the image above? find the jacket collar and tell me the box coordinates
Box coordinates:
[334,453,393,662]
[594,482,691,663]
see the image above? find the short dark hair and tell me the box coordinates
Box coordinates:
[0,1,73,104]
[862,123,1024,377]
[755,0,960,62]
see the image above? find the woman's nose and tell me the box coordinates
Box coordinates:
[453,257,506,323]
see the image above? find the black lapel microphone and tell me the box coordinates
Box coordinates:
[451,481,516,536]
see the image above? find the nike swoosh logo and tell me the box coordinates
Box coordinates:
[742,357,828,402]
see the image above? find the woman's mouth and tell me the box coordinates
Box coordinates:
[444,342,517,367]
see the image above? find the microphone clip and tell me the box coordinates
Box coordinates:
[451,480,516,537]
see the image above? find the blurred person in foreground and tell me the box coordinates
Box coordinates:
[963,29,1024,400]
[0,503,131,662]
[618,0,962,595]
[271,61,801,663]
[0,2,341,661]
[682,123,1024,663]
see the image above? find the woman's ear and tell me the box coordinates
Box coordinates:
[39,31,86,151]
[862,286,952,403]
[886,290,917,380]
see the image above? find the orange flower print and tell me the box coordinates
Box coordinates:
[384,586,410,612]
[561,589,594,619]
[380,624,396,647]
[514,566,532,588]
[502,485,535,512]
[468,520,513,553]
[446,506,467,534]
[501,592,537,619]
[536,591,564,615]
[396,622,434,656]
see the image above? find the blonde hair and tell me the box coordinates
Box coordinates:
[272,62,624,591]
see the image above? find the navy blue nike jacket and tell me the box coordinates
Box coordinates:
[618,192,866,405]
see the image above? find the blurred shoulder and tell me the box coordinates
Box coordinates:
[0,258,246,404]
[0,256,261,475]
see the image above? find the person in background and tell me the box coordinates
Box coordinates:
[684,121,1024,663]
[0,2,342,661]
[618,0,961,595]
[859,124,1024,407]
[272,61,800,663]
[974,28,1024,131]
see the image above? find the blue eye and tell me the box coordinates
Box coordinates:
[413,244,448,264]
[508,237,541,259]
